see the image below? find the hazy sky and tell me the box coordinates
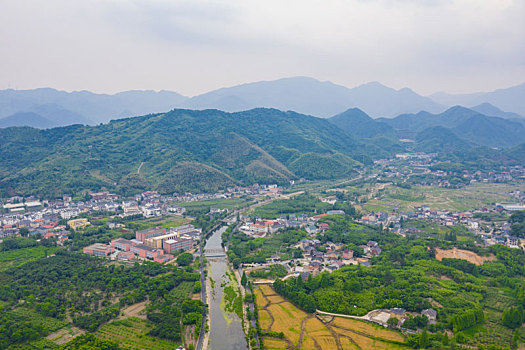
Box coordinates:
[1,0,524,96]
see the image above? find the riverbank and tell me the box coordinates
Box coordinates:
[203,226,248,350]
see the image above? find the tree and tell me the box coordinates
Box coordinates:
[241,272,248,286]
[176,253,194,266]
[419,330,429,349]
[441,333,449,345]
[232,258,241,269]
[387,317,398,328]
[19,227,29,237]
[194,281,202,293]
[502,306,524,329]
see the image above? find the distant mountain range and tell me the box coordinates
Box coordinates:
[1,77,523,129]
[328,105,525,149]
[377,106,525,149]
[0,106,523,198]
[0,88,186,126]
[181,77,446,118]
[430,82,525,117]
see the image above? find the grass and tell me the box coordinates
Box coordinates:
[9,307,68,333]
[169,281,195,302]
[25,337,60,349]
[259,310,272,330]
[177,197,255,211]
[95,317,178,350]
[0,246,59,271]
[263,338,290,350]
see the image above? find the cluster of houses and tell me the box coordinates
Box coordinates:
[83,223,200,263]
[375,153,525,189]
[358,202,524,249]
[241,209,384,278]
[239,211,344,237]
[291,238,382,279]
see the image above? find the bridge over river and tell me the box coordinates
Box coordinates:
[204,248,226,258]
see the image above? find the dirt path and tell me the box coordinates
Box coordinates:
[121,301,147,319]
[337,334,361,349]
[137,161,144,174]
[298,315,314,349]
[46,327,84,345]
[319,315,343,350]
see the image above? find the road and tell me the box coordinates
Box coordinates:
[196,242,207,350]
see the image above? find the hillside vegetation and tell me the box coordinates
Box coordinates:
[0,108,372,197]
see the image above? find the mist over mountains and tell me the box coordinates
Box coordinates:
[1,77,523,129]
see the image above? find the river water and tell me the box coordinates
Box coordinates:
[204,226,248,350]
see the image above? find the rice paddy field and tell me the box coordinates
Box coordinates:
[254,284,409,350]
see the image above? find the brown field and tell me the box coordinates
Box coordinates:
[259,309,273,330]
[264,338,290,350]
[301,335,318,349]
[46,327,84,345]
[259,284,277,296]
[121,301,147,319]
[305,318,338,349]
[267,295,286,303]
[334,328,409,350]
[255,285,408,349]
[339,336,359,349]
[435,247,496,266]
[268,302,304,346]
[254,288,269,308]
[331,317,404,342]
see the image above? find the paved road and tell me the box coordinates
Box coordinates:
[196,242,206,350]
[239,267,261,349]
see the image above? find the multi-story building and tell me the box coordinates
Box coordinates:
[68,218,90,230]
[135,227,166,242]
[163,236,194,253]
[83,243,113,257]
[111,238,134,252]
[130,243,163,259]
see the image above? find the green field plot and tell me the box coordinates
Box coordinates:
[0,246,59,271]
[95,317,178,350]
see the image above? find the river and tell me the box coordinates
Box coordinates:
[204,226,248,350]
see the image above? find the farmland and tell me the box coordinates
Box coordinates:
[361,183,515,212]
[0,245,58,271]
[254,284,409,349]
[95,317,177,350]
[176,197,255,212]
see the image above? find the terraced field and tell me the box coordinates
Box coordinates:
[255,284,409,350]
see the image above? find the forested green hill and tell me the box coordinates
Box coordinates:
[0,108,379,197]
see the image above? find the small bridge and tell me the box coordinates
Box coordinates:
[204,248,226,258]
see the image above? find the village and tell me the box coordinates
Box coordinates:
[0,183,283,239]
